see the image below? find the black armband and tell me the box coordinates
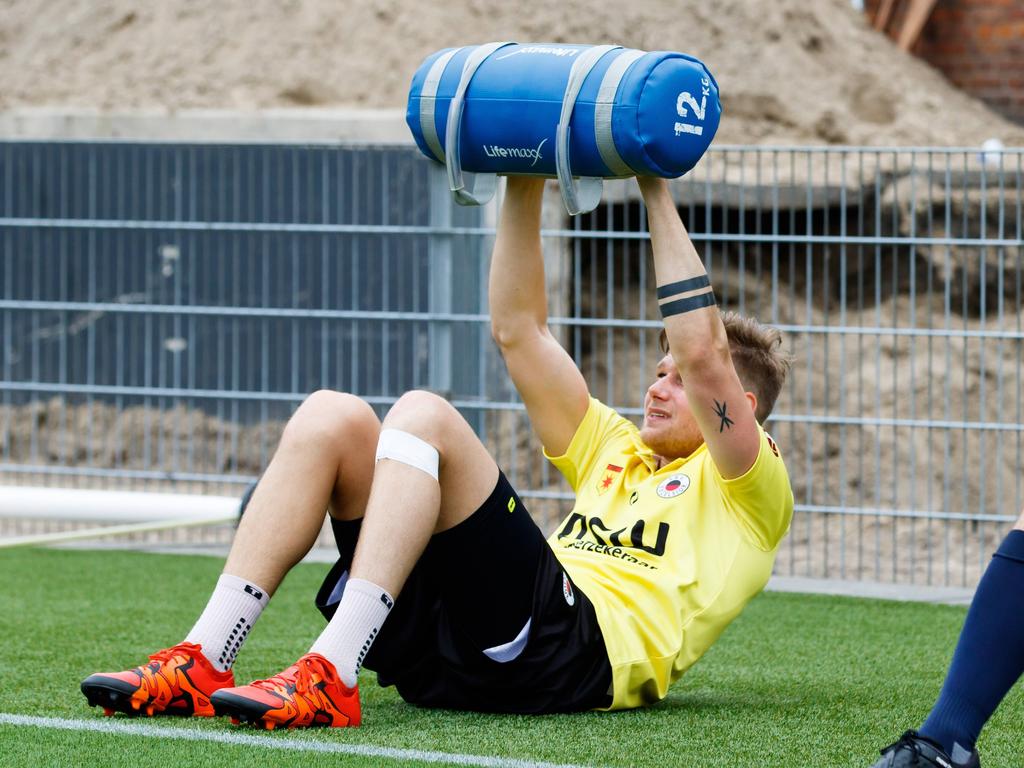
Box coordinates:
[659,290,716,318]
[656,274,711,300]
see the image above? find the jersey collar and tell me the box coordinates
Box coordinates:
[633,435,708,474]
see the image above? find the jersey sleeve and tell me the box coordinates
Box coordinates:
[544,397,636,493]
[714,426,794,551]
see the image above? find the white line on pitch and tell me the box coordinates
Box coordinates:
[0,713,595,768]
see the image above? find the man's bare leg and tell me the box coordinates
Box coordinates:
[182,390,380,670]
[223,390,380,593]
[308,389,500,687]
[208,390,505,728]
[350,389,499,593]
[81,389,381,717]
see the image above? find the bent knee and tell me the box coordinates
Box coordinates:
[383,390,459,435]
[284,390,379,448]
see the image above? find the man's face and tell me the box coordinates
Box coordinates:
[639,354,706,462]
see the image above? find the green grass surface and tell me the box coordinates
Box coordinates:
[0,548,1020,767]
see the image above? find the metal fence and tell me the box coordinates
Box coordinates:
[1,141,1022,587]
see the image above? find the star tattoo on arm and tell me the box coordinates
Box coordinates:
[713,399,734,432]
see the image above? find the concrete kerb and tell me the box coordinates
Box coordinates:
[0,107,412,143]
[767,575,974,606]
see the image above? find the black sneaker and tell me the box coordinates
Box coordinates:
[870,730,980,768]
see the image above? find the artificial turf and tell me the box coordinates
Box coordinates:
[0,547,1020,768]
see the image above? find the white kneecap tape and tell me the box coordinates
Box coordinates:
[375,428,440,480]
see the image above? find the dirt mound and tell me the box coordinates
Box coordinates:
[0,0,1021,146]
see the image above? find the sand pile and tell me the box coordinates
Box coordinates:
[0,0,1021,147]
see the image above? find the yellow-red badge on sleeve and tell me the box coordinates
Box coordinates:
[596,463,623,495]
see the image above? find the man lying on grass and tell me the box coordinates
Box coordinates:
[81,177,793,728]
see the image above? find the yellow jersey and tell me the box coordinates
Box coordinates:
[545,398,793,710]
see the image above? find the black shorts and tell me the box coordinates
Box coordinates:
[315,471,613,714]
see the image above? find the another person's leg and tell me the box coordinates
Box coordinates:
[870,510,1024,768]
[81,391,380,718]
[211,390,512,728]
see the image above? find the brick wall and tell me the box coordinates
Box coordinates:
[864,0,1024,126]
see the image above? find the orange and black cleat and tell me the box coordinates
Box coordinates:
[80,642,234,717]
[211,653,360,729]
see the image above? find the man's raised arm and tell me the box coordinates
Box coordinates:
[638,176,760,479]
[489,177,589,456]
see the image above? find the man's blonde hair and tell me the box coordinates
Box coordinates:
[658,311,791,423]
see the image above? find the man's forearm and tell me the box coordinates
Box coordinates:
[639,177,727,366]
[489,177,549,347]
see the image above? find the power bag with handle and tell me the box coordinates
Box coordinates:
[406,42,721,214]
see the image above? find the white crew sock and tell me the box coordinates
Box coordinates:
[309,577,394,689]
[184,573,270,672]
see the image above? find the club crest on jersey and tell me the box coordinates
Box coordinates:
[562,572,576,606]
[656,473,690,499]
[596,463,623,495]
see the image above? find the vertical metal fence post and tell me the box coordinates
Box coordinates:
[427,163,453,397]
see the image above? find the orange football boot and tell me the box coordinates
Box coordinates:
[80,642,233,717]
[211,653,360,729]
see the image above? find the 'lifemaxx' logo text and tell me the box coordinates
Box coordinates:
[482,138,548,167]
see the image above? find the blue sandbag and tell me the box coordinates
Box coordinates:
[406,42,721,213]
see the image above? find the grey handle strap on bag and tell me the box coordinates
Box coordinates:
[556,44,620,216]
[445,41,516,207]
[419,47,464,164]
